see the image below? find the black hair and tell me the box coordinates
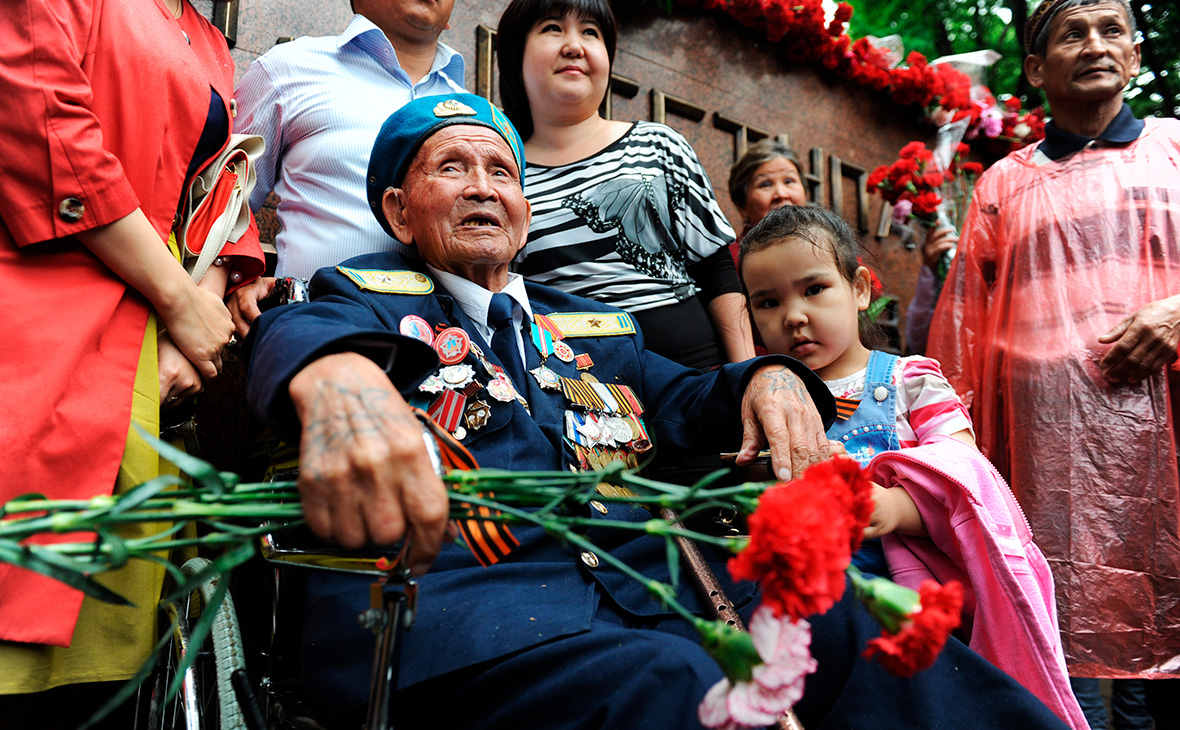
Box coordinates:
[496,0,618,141]
[739,203,888,348]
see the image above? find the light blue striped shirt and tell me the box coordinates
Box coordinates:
[235,14,466,278]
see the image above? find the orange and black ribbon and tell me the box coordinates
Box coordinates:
[414,408,519,567]
[834,396,860,421]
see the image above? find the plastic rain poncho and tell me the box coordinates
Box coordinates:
[929,118,1180,677]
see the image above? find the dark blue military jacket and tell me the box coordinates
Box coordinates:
[246,252,834,701]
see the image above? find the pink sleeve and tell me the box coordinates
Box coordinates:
[900,356,974,444]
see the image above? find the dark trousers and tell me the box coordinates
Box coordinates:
[382,584,1071,730]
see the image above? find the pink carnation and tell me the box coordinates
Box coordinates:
[699,606,818,729]
[892,199,913,224]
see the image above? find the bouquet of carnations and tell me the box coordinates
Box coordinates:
[0,438,963,730]
[867,122,984,285]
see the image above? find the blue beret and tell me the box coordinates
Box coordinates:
[367,93,527,237]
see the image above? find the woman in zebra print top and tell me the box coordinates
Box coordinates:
[497,0,754,370]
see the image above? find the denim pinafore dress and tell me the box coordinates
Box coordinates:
[826,350,900,577]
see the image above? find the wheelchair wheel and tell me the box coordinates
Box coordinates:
[140,557,258,730]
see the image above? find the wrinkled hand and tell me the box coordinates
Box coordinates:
[158,331,205,406]
[864,482,925,539]
[227,276,276,338]
[738,364,829,481]
[157,284,233,381]
[921,226,958,270]
[289,353,450,575]
[1097,295,1180,384]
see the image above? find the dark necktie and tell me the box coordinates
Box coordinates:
[488,292,527,390]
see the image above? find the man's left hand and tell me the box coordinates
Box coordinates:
[1098,295,1180,384]
[737,364,830,481]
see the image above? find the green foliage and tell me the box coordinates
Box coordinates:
[848,0,1179,117]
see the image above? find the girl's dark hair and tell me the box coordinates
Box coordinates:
[727,139,804,210]
[739,204,860,284]
[497,0,618,141]
[739,203,889,348]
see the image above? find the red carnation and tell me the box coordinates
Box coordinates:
[866,167,888,191]
[961,161,984,177]
[863,580,964,676]
[898,141,928,160]
[911,190,942,216]
[799,457,875,552]
[922,172,945,189]
[729,479,852,621]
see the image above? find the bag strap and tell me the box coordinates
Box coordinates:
[184,133,265,282]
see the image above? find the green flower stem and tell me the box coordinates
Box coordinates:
[452,492,745,552]
[847,564,921,634]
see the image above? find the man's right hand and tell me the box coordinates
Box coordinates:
[288,352,450,576]
[227,276,277,338]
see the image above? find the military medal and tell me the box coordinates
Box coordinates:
[574,353,594,370]
[486,374,517,403]
[533,313,564,340]
[591,382,619,413]
[427,388,466,433]
[530,365,562,391]
[561,376,606,411]
[553,340,575,363]
[615,385,644,415]
[440,364,476,389]
[418,373,447,394]
[464,399,491,431]
[628,413,652,452]
[577,413,607,446]
[434,327,471,365]
[605,416,633,444]
[399,315,435,346]
[530,322,555,360]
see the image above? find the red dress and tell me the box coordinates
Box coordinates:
[0,0,262,646]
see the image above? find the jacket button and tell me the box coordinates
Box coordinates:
[589,500,608,514]
[58,197,84,222]
[580,551,599,568]
[873,386,889,402]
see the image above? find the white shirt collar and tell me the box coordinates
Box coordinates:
[339,14,464,84]
[426,266,533,338]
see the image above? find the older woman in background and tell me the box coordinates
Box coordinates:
[726,139,810,354]
[727,138,810,264]
[498,0,753,369]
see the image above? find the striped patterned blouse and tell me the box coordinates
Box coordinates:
[518,122,736,313]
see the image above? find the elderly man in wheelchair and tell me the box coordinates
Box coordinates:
[244,93,1070,730]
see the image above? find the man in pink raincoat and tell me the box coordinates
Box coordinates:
[929,0,1180,724]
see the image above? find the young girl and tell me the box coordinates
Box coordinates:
[739,203,977,574]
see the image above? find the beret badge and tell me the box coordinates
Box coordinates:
[434,99,477,118]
